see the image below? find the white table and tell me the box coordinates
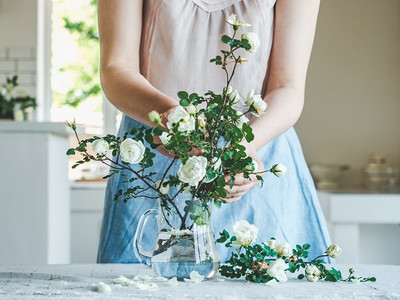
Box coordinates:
[0,264,398,299]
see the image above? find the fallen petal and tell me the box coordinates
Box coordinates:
[133,274,154,282]
[97,282,112,293]
[113,275,130,285]
[155,276,168,282]
[190,271,204,282]
[168,277,180,287]
[265,279,279,286]
[136,282,158,290]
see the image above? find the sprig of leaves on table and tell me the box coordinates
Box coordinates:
[217,221,376,284]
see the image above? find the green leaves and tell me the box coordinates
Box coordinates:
[66,148,75,155]
[217,229,230,243]
[242,123,254,143]
[210,55,223,65]
[221,35,231,44]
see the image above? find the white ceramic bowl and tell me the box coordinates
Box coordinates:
[309,163,350,189]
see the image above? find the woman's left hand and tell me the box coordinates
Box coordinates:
[221,143,265,203]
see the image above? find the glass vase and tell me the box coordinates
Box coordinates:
[133,198,220,279]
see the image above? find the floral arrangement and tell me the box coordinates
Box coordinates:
[67,14,376,284]
[0,75,37,119]
[217,220,376,284]
[66,15,282,235]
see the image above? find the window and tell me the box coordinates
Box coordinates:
[44,0,119,179]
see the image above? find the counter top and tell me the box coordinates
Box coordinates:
[0,121,70,136]
[0,264,397,299]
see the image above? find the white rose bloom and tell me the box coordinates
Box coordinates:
[272,163,287,177]
[91,139,109,155]
[229,89,241,104]
[267,259,288,282]
[275,240,292,257]
[231,220,258,247]
[305,264,321,282]
[186,104,197,115]
[351,278,361,284]
[167,106,195,132]
[327,245,342,258]
[198,116,206,127]
[245,159,258,172]
[226,14,237,25]
[155,180,170,195]
[120,138,145,164]
[1,84,16,101]
[148,110,162,124]
[245,90,256,106]
[234,111,249,129]
[241,32,260,53]
[265,240,277,250]
[224,85,233,95]
[252,97,267,116]
[177,156,208,187]
[226,14,251,28]
[159,132,171,145]
[265,239,291,257]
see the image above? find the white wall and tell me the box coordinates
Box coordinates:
[296,0,400,187]
[0,0,37,48]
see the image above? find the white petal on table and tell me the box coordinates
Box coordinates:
[265,279,279,286]
[97,282,112,293]
[136,282,158,290]
[133,274,154,281]
[168,277,180,287]
[183,271,205,283]
[113,275,130,285]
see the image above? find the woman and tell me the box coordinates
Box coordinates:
[97,0,331,263]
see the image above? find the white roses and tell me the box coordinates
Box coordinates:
[265,239,292,257]
[245,90,267,116]
[148,110,162,125]
[177,156,208,187]
[120,138,145,164]
[271,163,287,177]
[267,259,288,282]
[235,111,249,129]
[327,245,342,258]
[159,132,171,145]
[305,264,321,282]
[91,139,109,155]
[155,180,170,195]
[226,14,251,28]
[167,106,195,132]
[241,32,260,53]
[0,83,16,101]
[231,220,258,247]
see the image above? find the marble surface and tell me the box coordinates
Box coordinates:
[0,264,398,299]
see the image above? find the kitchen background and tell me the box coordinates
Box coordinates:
[0,0,399,265]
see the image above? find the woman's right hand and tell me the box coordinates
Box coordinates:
[154,106,204,158]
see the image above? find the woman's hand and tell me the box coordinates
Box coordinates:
[154,106,204,158]
[221,142,265,203]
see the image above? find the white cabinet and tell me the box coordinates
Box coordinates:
[0,121,70,264]
[318,190,400,265]
[70,182,105,263]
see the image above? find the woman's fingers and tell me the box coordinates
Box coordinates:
[225,180,259,195]
[189,147,205,156]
